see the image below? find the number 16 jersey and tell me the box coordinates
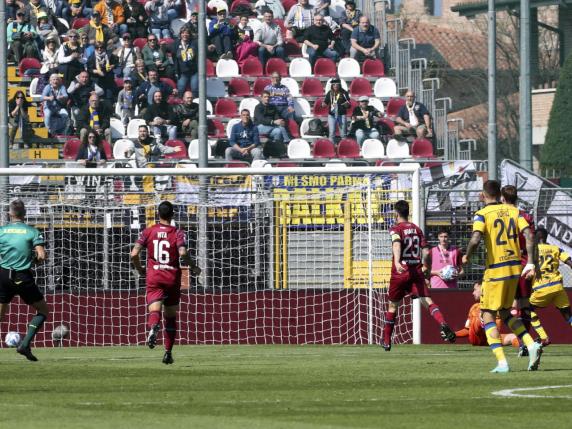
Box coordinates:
[136,224,186,285]
[389,221,427,274]
[472,203,530,282]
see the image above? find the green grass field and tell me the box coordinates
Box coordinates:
[1,344,572,429]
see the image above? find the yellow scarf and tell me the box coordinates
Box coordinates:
[90,19,105,42]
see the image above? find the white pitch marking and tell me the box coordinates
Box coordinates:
[492,385,572,399]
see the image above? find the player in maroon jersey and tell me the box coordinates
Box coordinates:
[130,201,201,364]
[501,185,535,355]
[382,200,456,351]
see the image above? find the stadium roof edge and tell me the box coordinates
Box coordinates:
[451,0,572,17]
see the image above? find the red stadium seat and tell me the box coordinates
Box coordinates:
[362,59,385,77]
[230,0,252,14]
[265,57,288,76]
[18,58,41,77]
[288,119,300,138]
[274,19,286,36]
[349,78,372,97]
[228,77,251,96]
[225,162,250,168]
[164,139,188,159]
[347,99,358,117]
[160,77,177,89]
[207,59,215,77]
[241,57,263,77]
[411,138,435,158]
[282,0,297,13]
[214,98,238,117]
[159,38,175,47]
[63,138,81,160]
[114,78,124,89]
[101,140,113,159]
[337,138,360,158]
[313,97,329,116]
[301,78,323,96]
[72,17,90,29]
[378,118,395,135]
[313,58,337,77]
[312,138,336,158]
[167,95,183,104]
[133,38,147,50]
[386,97,406,118]
[208,118,226,138]
[253,77,271,96]
[283,39,302,58]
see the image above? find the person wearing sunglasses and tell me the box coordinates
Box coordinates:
[8,91,32,149]
[57,29,87,85]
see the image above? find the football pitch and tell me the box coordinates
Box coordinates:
[2,345,572,429]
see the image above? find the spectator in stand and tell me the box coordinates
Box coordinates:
[122,0,148,39]
[338,1,361,55]
[350,16,381,63]
[93,0,127,36]
[39,35,60,93]
[233,15,258,67]
[255,0,285,20]
[136,69,175,112]
[6,0,19,22]
[58,30,87,85]
[76,129,108,166]
[130,124,181,168]
[184,11,200,41]
[314,0,330,16]
[303,14,339,67]
[145,0,177,39]
[209,8,234,60]
[322,78,351,142]
[63,0,93,21]
[265,72,297,122]
[42,73,70,136]
[129,58,148,90]
[428,228,464,289]
[254,90,290,157]
[8,9,41,64]
[394,89,433,138]
[9,90,32,149]
[144,90,177,141]
[87,40,118,102]
[80,31,95,59]
[82,10,117,48]
[141,33,175,79]
[68,70,105,119]
[173,27,198,94]
[350,96,383,146]
[116,76,136,126]
[172,90,199,140]
[226,110,264,162]
[114,32,137,77]
[76,93,112,143]
[285,0,314,44]
[254,10,285,69]
[36,11,59,44]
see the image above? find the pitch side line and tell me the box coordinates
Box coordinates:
[492,385,572,399]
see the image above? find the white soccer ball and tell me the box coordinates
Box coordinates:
[51,324,70,341]
[5,331,21,348]
[441,265,458,281]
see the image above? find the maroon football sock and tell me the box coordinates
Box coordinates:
[148,310,161,328]
[428,304,446,325]
[164,317,177,352]
[384,311,396,344]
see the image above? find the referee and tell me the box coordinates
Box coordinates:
[0,200,50,361]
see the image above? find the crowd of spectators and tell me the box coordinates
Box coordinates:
[7,0,432,163]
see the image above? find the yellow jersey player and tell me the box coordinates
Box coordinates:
[463,180,541,373]
[528,227,572,347]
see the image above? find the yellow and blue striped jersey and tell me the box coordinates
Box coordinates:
[532,244,571,293]
[472,203,530,282]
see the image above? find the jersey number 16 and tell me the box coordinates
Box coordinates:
[153,240,170,264]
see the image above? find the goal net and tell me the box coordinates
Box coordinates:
[1,165,421,347]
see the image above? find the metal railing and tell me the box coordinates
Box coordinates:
[410,58,427,100]
[385,18,403,73]
[434,98,452,153]
[421,78,439,119]
[457,139,477,160]
[446,118,464,160]
[396,38,415,92]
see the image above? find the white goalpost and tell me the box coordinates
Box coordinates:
[0,165,422,347]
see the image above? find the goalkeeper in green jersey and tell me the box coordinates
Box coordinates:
[0,200,49,361]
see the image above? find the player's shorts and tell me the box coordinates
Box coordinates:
[388,267,428,302]
[0,267,44,305]
[530,287,570,309]
[480,275,519,311]
[146,274,182,307]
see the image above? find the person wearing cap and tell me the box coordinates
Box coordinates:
[116,77,136,126]
[322,78,351,142]
[36,11,59,43]
[93,0,127,36]
[114,32,137,77]
[350,96,383,146]
[82,10,117,47]
[39,35,60,85]
[8,9,40,63]
[145,0,177,39]
[57,31,88,85]
[122,0,148,39]
[209,8,234,60]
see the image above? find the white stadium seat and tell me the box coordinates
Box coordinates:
[293,98,312,117]
[287,138,312,159]
[386,138,411,158]
[226,118,241,138]
[281,77,300,97]
[110,117,125,140]
[374,77,398,98]
[368,97,385,114]
[361,139,385,159]
[126,118,147,139]
[337,58,361,78]
[193,98,214,115]
[113,138,135,160]
[289,58,312,78]
[239,97,261,117]
[216,59,240,77]
[188,139,213,159]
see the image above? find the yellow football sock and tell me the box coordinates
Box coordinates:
[505,315,535,347]
[485,322,506,363]
[530,311,548,340]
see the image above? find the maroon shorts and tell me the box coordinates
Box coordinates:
[515,260,531,299]
[388,267,429,302]
[146,275,182,306]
